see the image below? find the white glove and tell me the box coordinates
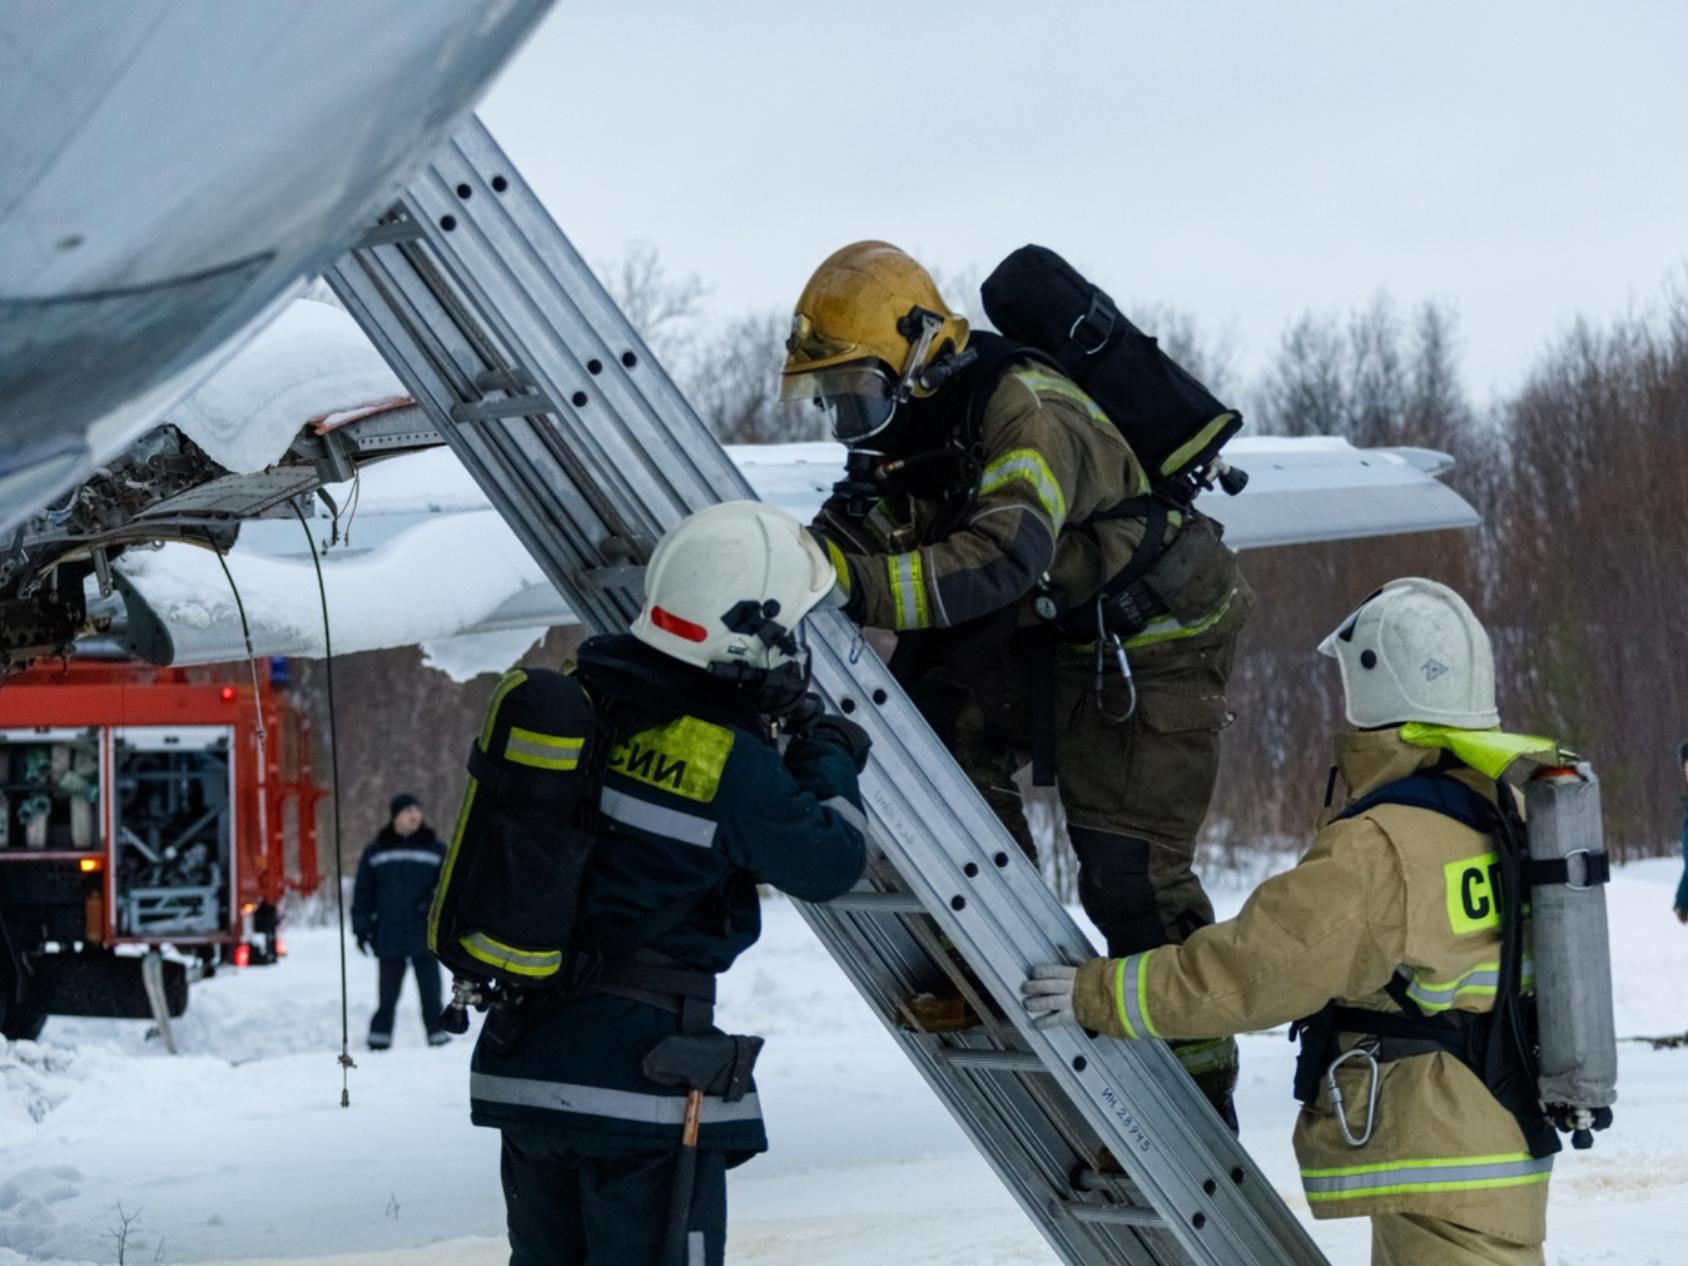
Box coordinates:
[1020,964,1077,1029]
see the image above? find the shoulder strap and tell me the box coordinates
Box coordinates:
[1335,770,1498,834]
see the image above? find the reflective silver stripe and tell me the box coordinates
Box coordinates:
[600,786,717,849]
[1404,958,1535,1012]
[470,1072,762,1125]
[1301,1153,1553,1200]
[368,849,443,866]
[979,451,1067,529]
[820,795,868,837]
[505,731,583,767]
[688,1230,704,1266]
[1116,951,1158,1039]
[460,931,561,973]
[889,551,926,628]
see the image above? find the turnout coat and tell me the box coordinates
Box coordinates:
[469,636,867,1161]
[1073,727,1559,1246]
[352,824,446,959]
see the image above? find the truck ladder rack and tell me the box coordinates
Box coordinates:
[326,115,1328,1266]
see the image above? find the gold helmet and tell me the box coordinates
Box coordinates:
[778,241,971,444]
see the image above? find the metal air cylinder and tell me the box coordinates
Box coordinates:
[1525,763,1618,1147]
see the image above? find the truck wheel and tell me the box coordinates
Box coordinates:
[0,1007,47,1042]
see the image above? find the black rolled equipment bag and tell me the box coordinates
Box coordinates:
[428,667,599,989]
[980,244,1241,488]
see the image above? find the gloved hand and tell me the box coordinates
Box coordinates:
[355,933,372,957]
[802,714,873,772]
[779,692,827,735]
[1020,964,1077,1029]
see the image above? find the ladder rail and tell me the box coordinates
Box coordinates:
[327,114,1330,1266]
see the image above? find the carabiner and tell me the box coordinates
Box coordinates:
[1326,1040,1381,1148]
[1095,602,1137,723]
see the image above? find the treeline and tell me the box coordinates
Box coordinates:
[1217,289,1688,861]
[296,251,1688,879]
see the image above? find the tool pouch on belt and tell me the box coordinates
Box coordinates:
[642,1033,766,1103]
[1142,513,1235,626]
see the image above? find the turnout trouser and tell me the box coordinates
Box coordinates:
[500,1130,728,1266]
[369,954,444,1042]
[927,588,1251,957]
[1370,1212,1546,1266]
[914,588,1252,1112]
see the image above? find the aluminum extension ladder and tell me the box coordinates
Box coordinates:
[326,115,1329,1266]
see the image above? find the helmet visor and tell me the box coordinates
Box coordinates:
[780,362,898,444]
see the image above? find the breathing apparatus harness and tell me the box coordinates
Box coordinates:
[1291,762,1613,1160]
[449,634,806,1057]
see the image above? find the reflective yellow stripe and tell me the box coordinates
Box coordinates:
[1122,594,1233,650]
[1404,959,1535,1013]
[1112,957,1138,1039]
[886,550,930,630]
[823,536,851,593]
[459,931,563,979]
[979,447,1068,531]
[1013,368,1112,429]
[1398,724,1557,780]
[1174,1036,1237,1076]
[1301,1152,1552,1201]
[1159,412,1236,477]
[431,669,529,949]
[505,726,584,771]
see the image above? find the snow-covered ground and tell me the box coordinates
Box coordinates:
[3,859,1685,1266]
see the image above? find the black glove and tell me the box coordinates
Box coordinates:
[779,692,827,735]
[355,934,372,957]
[802,714,873,773]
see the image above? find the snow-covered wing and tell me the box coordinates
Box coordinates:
[111,438,1478,671]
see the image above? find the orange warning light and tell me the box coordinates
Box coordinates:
[79,857,102,873]
[219,686,237,701]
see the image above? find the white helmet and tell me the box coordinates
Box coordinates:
[1317,578,1499,730]
[632,501,837,694]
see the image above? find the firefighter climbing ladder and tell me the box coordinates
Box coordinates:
[326,115,1329,1266]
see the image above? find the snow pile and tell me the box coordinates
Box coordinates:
[3,860,1685,1264]
[170,300,408,475]
[115,511,550,664]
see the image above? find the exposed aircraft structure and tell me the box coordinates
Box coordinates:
[0,296,1479,678]
[0,0,553,538]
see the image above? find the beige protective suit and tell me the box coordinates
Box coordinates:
[1072,727,1558,1263]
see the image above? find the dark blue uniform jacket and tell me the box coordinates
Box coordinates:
[469,636,868,1160]
[351,824,446,959]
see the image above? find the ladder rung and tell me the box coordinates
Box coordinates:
[1055,1200,1166,1229]
[355,219,425,249]
[451,393,553,422]
[939,1048,1046,1073]
[824,891,925,913]
[579,564,646,592]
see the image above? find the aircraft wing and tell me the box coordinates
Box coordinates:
[108,436,1479,679]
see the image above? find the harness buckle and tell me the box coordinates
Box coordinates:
[1327,1038,1382,1148]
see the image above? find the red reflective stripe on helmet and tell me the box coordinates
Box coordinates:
[650,606,708,642]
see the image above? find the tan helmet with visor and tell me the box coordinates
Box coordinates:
[779,241,970,445]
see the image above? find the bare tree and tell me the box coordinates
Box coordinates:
[597,239,711,375]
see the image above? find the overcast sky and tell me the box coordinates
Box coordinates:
[480,1,1688,403]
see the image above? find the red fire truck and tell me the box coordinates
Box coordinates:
[0,658,323,1039]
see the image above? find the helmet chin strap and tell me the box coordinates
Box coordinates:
[710,599,813,717]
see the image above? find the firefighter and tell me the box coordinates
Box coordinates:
[1023,578,1560,1266]
[780,241,1252,1122]
[469,502,869,1266]
[352,792,449,1049]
